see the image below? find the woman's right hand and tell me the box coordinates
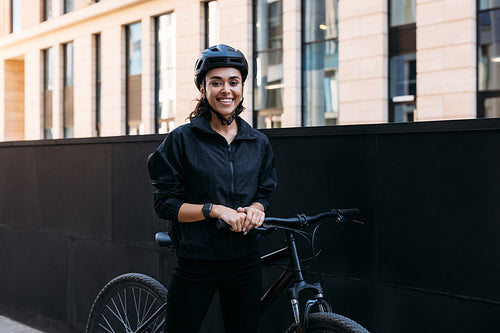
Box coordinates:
[213,205,247,232]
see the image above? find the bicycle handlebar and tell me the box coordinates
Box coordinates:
[215,208,361,230]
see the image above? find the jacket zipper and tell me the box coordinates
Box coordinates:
[227,144,235,257]
[227,144,235,206]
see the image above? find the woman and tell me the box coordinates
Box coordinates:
[148,44,278,333]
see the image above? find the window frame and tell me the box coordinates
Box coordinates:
[477,3,500,118]
[252,0,284,128]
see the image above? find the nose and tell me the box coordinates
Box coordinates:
[221,82,230,93]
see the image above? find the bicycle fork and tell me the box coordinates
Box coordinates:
[285,231,332,328]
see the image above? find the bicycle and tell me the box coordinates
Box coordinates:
[85,208,370,333]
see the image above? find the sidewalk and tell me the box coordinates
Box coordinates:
[0,315,46,333]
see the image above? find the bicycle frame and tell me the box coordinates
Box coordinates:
[260,229,332,327]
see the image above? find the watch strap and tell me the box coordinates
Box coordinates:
[202,203,213,219]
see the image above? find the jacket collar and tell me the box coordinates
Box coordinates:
[191,116,257,141]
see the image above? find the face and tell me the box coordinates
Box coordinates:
[201,67,244,119]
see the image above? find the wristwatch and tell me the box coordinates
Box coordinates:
[202,203,213,219]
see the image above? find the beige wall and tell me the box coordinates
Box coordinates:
[0,0,484,141]
[338,0,389,124]
[416,0,476,120]
[0,0,11,37]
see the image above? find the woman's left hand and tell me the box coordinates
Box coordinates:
[237,205,265,235]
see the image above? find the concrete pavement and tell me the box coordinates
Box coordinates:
[0,316,46,333]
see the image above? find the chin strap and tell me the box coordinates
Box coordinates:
[210,97,244,126]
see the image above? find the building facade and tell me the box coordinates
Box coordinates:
[0,0,498,141]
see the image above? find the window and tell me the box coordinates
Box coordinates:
[11,0,21,33]
[63,42,74,138]
[126,22,142,135]
[389,54,416,122]
[478,2,500,118]
[43,48,53,139]
[94,34,102,136]
[254,0,283,128]
[390,0,416,27]
[303,0,338,126]
[155,13,176,134]
[205,1,219,48]
[42,0,52,21]
[64,0,74,13]
[388,0,416,122]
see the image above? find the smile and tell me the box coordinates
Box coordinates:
[218,98,234,105]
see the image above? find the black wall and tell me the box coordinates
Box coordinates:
[1,119,499,332]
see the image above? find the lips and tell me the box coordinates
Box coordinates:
[218,98,234,105]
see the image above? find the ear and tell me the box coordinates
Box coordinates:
[199,86,205,95]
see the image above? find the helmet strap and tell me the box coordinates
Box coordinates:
[205,96,244,126]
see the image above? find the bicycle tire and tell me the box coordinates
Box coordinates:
[86,273,168,333]
[286,312,369,333]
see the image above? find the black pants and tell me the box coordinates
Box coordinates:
[165,255,262,333]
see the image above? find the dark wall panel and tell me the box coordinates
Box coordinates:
[0,147,37,228]
[36,144,113,239]
[1,120,500,333]
[111,141,163,245]
[0,228,69,320]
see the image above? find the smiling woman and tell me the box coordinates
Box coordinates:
[147,44,278,332]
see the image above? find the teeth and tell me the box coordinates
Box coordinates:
[219,99,232,103]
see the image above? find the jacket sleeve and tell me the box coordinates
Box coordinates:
[147,132,185,222]
[253,137,278,212]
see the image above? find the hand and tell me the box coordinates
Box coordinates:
[214,205,247,232]
[237,206,265,235]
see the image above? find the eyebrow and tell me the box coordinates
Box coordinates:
[207,75,241,81]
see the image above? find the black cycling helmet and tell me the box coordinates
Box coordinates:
[194,44,248,90]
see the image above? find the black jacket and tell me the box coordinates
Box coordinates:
[148,116,277,260]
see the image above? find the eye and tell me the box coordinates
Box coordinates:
[211,81,221,87]
[230,80,240,86]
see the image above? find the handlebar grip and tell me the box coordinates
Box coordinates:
[337,208,360,217]
[215,218,231,230]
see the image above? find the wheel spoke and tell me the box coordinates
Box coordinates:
[98,314,115,333]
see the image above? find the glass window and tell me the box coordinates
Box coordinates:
[390,0,416,27]
[390,53,416,97]
[480,0,500,10]
[63,42,74,138]
[43,48,53,139]
[126,22,142,135]
[205,1,219,48]
[254,0,283,128]
[478,9,500,91]
[389,53,416,122]
[303,0,339,126]
[155,13,176,134]
[482,97,500,117]
[11,0,21,33]
[95,34,101,136]
[43,0,52,21]
[64,0,74,13]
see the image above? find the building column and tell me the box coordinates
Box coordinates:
[416,0,476,120]
[281,0,301,127]
[142,14,155,135]
[24,50,42,140]
[73,34,93,138]
[338,0,389,124]
[100,25,125,136]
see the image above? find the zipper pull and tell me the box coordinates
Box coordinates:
[227,145,234,162]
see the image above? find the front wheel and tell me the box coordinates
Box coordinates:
[287,312,369,333]
[85,273,168,333]
[306,312,369,333]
